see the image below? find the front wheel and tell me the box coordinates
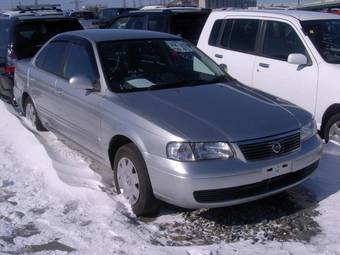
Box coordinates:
[114,143,159,216]
[24,97,46,131]
[324,113,340,145]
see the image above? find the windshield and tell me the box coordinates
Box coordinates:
[301,19,340,63]
[98,39,227,92]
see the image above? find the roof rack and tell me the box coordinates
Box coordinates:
[16,4,62,12]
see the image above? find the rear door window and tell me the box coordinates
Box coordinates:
[0,20,10,49]
[126,15,146,29]
[111,16,130,29]
[171,13,209,44]
[208,19,223,46]
[262,21,306,61]
[36,41,68,76]
[228,19,259,53]
[14,19,82,59]
[147,14,167,32]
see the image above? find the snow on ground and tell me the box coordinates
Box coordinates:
[0,100,340,255]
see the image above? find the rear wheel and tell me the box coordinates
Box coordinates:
[114,143,159,216]
[24,97,46,131]
[324,113,340,145]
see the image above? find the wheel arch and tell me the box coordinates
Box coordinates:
[108,134,146,169]
[21,92,30,111]
[321,103,340,137]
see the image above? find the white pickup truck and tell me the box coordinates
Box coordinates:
[197,9,340,145]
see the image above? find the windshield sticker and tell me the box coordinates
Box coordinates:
[126,78,155,88]
[165,41,193,53]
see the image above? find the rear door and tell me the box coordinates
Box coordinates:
[252,20,318,114]
[54,39,102,154]
[30,40,68,127]
[208,18,260,85]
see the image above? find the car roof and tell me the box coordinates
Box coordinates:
[213,9,340,21]
[0,13,67,20]
[60,29,179,42]
[130,7,210,14]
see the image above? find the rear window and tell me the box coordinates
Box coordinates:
[14,19,83,59]
[171,13,210,45]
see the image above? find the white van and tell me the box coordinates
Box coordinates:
[198,10,340,144]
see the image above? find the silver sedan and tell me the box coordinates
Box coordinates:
[14,29,323,216]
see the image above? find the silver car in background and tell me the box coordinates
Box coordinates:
[14,30,323,216]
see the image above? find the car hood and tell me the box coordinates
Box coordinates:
[118,82,311,142]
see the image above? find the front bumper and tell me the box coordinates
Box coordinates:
[144,135,323,209]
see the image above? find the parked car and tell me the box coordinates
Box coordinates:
[198,10,340,144]
[69,10,98,29]
[14,29,322,216]
[108,7,211,44]
[0,11,83,102]
[96,8,138,28]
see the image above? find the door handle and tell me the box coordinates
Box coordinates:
[259,63,270,68]
[56,88,63,95]
[215,54,223,59]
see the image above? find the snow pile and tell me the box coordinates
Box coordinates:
[1,100,340,255]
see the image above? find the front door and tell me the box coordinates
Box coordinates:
[252,20,318,114]
[54,41,102,155]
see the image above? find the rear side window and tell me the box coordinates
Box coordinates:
[63,43,96,81]
[126,16,145,29]
[14,19,83,59]
[262,21,306,61]
[0,21,10,49]
[229,19,259,53]
[171,13,209,44]
[111,17,130,29]
[208,19,223,46]
[148,14,167,32]
[36,41,68,76]
[220,19,233,48]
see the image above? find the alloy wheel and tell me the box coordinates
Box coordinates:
[329,121,340,144]
[26,103,36,127]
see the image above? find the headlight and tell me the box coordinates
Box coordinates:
[301,119,317,141]
[167,142,233,161]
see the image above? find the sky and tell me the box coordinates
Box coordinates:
[0,0,317,10]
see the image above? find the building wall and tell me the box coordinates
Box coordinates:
[200,0,256,9]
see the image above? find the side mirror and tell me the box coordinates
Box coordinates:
[288,53,308,65]
[69,76,97,91]
[219,63,228,73]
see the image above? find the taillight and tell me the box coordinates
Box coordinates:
[6,45,17,75]
[4,66,15,74]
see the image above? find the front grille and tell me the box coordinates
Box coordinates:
[238,132,300,161]
[193,161,318,203]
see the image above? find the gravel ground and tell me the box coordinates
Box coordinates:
[146,186,321,246]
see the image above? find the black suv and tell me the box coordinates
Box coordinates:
[96,8,138,28]
[107,8,211,44]
[0,13,83,101]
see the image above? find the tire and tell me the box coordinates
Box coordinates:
[24,97,47,131]
[324,113,340,144]
[113,143,159,216]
